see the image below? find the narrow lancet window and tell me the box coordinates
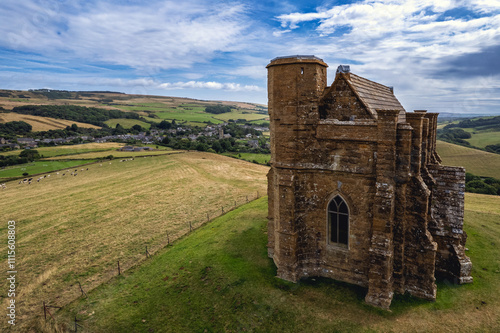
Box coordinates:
[328,195,349,246]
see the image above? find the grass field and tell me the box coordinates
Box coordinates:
[0,152,268,331]
[212,110,268,122]
[436,140,500,178]
[44,193,500,332]
[464,130,500,148]
[223,152,271,165]
[0,112,100,131]
[1,142,125,158]
[0,160,97,178]
[104,118,152,129]
[43,149,179,160]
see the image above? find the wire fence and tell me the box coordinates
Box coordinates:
[42,191,263,332]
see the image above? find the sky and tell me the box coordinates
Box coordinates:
[1,0,500,114]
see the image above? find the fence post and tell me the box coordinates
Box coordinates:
[189,221,192,232]
[146,246,150,258]
[221,206,224,214]
[207,212,209,221]
[78,281,87,298]
[246,195,249,203]
[43,301,46,321]
[118,261,121,275]
[166,231,170,245]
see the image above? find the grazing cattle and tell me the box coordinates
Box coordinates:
[28,178,33,182]
[74,173,77,176]
[56,172,59,175]
[86,168,88,171]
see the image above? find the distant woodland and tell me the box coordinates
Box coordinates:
[11,105,140,126]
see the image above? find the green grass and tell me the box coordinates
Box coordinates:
[1,142,123,158]
[224,152,270,165]
[465,130,500,148]
[43,150,179,160]
[437,140,500,178]
[0,160,96,178]
[105,118,152,129]
[212,110,268,122]
[0,152,269,331]
[53,194,500,332]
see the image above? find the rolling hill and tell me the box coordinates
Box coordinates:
[436,140,500,179]
[0,152,268,331]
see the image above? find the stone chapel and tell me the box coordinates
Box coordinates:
[266,55,472,309]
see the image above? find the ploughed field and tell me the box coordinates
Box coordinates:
[0,152,268,330]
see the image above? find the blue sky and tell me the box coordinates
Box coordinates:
[1,0,500,114]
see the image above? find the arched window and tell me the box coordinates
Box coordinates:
[328,195,349,247]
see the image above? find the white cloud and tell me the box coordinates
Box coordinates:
[272,0,500,113]
[0,0,250,70]
[159,81,262,92]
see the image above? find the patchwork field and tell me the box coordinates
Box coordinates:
[436,140,500,178]
[0,160,97,179]
[104,118,152,129]
[0,152,269,330]
[0,113,100,131]
[46,193,500,332]
[1,142,124,158]
[0,89,268,128]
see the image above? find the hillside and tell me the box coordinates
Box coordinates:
[0,89,268,130]
[0,152,269,331]
[436,140,500,179]
[0,112,100,131]
[45,193,500,332]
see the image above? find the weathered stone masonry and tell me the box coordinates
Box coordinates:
[266,55,472,310]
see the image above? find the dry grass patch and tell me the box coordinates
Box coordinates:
[0,113,100,131]
[0,152,268,330]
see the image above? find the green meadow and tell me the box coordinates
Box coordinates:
[0,159,97,178]
[437,140,500,179]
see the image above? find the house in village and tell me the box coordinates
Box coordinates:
[266,55,472,309]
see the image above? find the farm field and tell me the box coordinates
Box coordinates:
[1,142,125,158]
[0,90,268,129]
[0,112,100,131]
[49,193,500,332]
[223,152,271,165]
[464,130,500,148]
[0,160,97,179]
[43,149,179,160]
[0,152,268,331]
[104,118,152,129]
[436,140,500,179]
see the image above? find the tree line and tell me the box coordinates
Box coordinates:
[466,172,500,196]
[11,105,141,126]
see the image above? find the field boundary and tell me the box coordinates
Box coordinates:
[39,192,264,329]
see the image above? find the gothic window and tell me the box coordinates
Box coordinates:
[328,195,349,247]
